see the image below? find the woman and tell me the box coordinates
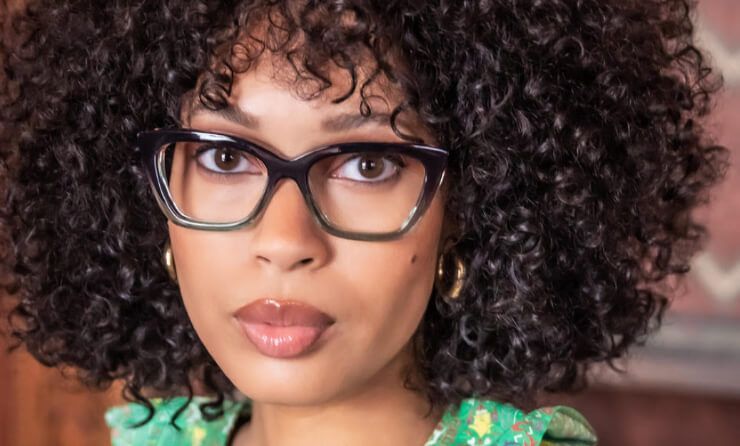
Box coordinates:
[0,1,728,445]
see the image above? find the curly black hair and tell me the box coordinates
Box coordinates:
[0,0,730,429]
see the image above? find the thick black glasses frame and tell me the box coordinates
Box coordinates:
[138,128,449,241]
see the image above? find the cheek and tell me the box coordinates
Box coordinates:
[378,253,435,352]
[353,251,435,335]
[341,201,444,352]
[166,223,235,333]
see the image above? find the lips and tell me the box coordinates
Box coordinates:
[233,298,335,358]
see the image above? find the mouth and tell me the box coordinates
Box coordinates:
[233,298,335,359]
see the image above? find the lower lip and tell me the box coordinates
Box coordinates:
[237,321,332,358]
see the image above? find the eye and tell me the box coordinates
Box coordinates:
[330,153,406,183]
[194,145,261,175]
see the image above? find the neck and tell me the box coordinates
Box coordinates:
[230,348,445,446]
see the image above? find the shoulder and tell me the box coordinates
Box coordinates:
[104,395,249,446]
[425,397,598,446]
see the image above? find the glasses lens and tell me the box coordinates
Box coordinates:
[157,138,429,234]
[160,140,268,224]
[308,150,427,234]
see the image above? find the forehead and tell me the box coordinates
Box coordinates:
[183,50,433,146]
[258,56,407,121]
[180,5,437,145]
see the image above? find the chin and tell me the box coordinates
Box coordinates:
[224,356,357,405]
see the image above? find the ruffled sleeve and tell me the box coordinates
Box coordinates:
[104,396,248,446]
[425,398,598,445]
[499,405,598,445]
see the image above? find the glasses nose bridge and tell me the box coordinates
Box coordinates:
[268,154,308,182]
[265,153,313,199]
[258,155,316,221]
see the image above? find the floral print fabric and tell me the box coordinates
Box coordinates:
[106,396,246,446]
[424,398,598,445]
[105,395,597,445]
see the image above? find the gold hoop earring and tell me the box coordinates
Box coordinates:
[435,248,465,300]
[163,240,178,283]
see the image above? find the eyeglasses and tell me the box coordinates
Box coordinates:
[137,128,448,241]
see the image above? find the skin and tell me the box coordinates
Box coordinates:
[168,51,451,446]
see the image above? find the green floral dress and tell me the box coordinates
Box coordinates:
[105,395,598,445]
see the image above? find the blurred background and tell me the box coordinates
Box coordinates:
[1,0,738,445]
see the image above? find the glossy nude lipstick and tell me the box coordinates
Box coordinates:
[233,298,335,359]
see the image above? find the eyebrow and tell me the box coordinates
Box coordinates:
[189,102,397,133]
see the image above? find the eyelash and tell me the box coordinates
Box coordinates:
[328,153,407,186]
[193,146,258,173]
[188,144,407,186]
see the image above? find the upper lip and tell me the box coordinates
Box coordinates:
[233,298,335,327]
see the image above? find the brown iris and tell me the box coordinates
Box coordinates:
[214,148,240,171]
[357,155,384,179]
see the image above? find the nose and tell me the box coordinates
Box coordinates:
[248,178,330,273]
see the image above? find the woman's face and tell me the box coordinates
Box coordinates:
[169,54,448,405]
